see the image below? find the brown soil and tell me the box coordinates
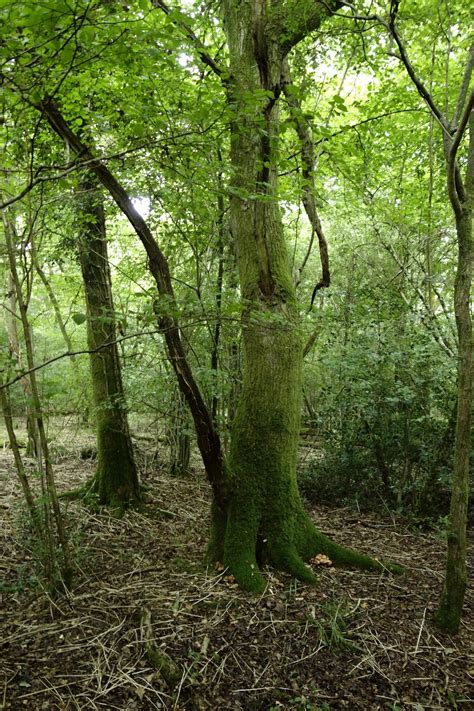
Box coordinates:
[0,426,473,710]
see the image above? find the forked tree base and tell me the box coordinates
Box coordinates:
[208,502,403,593]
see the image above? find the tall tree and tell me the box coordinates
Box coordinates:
[77,175,140,510]
[209,0,396,591]
[347,0,473,631]
[387,11,473,631]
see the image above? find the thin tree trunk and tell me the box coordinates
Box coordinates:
[2,210,71,587]
[34,259,78,369]
[210,177,225,423]
[436,206,472,632]
[4,269,38,456]
[0,382,43,540]
[436,102,473,633]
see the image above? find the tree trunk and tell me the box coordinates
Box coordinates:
[77,177,140,510]
[4,265,38,456]
[436,207,472,632]
[209,0,398,592]
[168,385,191,477]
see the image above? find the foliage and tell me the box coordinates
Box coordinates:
[0,0,471,611]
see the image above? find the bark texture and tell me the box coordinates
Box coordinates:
[77,177,140,510]
[436,121,473,632]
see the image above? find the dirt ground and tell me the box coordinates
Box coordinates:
[0,420,473,710]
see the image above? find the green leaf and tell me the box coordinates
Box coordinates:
[72,313,87,325]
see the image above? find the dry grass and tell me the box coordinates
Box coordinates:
[1,419,473,710]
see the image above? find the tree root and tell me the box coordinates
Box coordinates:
[214,507,404,593]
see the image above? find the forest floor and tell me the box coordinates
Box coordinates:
[0,420,473,711]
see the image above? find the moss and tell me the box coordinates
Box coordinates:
[224,496,265,592]
[207,499,227,565]
[214,315,403,591]
[146,647,181,687]
[436,539,467,634]
[294,510,404,574]
[436,585,465,634]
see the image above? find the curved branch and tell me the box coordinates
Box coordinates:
[447,90,474,216]
[151,0,226,80]
[388,0,449,136]
[281,60,330,307]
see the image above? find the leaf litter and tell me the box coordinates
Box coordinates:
[0,430,473,710]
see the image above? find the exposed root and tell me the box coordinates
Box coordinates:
[213,507,404,593]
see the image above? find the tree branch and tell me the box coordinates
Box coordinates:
[151,0,226,80]
[271,0,342,55]
[447,90,474,216]
[281,60,330,306]
[388,0,449,136]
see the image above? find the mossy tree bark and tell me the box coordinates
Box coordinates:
[436,114,473,633]
[210,0,399,592]
[77,176,140,510]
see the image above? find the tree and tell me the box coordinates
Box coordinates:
[387,8,473,632]
[341,0,472,631]
[207,0,401,589]
[76,175,140,510]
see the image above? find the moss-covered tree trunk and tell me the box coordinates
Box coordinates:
[78,177,140,510]
[210,0,399,592]
[436,117,473,633]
